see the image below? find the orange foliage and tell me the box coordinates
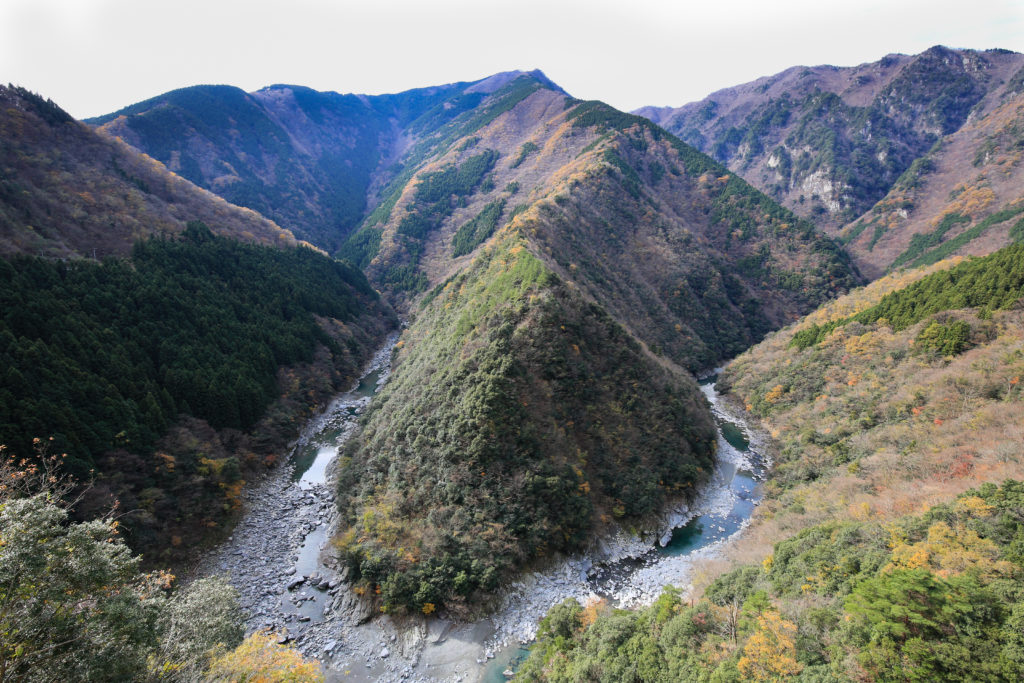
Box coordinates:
[205,631,324,682]
[737,611,802,681]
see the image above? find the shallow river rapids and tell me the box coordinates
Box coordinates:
[194,349,770,683]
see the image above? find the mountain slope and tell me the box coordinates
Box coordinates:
[0,85,400,565]
[0,86,295,259]
[841,80,1024,277]
[89,72,564,251]
[331,77,857,612]
[515,244,1024,683]
[717,243,1024,564]
[345,82,856,368]
[337,229,717,613]
[0,225,396,564]
[638,47,1024,236]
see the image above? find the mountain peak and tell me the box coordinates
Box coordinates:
[465,69,566,96]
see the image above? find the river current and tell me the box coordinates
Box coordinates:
[196,347,770,682]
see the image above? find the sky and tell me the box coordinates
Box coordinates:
[2,0,1023,120]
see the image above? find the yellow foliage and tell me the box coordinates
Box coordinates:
[221,480,245,511]
[844,331,884,358]
[849,502,872,521]
[887,521,1015,580]
[765,385,786,404]
[580,597,608,629]
[198,457,227,477]
[737,611,803,681]
[205,632,323,682]
[155,452,176,473]
[955,495,995,518]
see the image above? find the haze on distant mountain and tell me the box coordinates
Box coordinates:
[639,46,1024,278]
[4,0,1022,119]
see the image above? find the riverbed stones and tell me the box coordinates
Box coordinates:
[189,342,770,683]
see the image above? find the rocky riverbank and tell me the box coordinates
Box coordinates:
[192,355,772,682]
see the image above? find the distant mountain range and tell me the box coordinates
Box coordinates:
[88,71,565,252]
[637,46,1024,277]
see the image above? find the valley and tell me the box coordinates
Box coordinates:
[193,342,771,682]
[4,43,1024,682]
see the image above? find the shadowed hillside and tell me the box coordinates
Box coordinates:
[0,85,296,259]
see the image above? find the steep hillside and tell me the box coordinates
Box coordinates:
[519,481,1024,682]
[344,83,856,369]
[638,47,1024,235]
[0,86,295,259]
[716,243,1024,563]
[90,71,564,251]
[842,82,1024,277]
[0,224,395,564]
[515,245,1024,683]
[336,230,716,614]
[332,79,857,613]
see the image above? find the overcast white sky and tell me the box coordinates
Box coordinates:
[2,0,1023,119]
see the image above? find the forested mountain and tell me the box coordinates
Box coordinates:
[0,85,400,564]
[89,71,564,251]
[10,42,1024,680]
[328,75,857,612]
[840,80,1024,278]
[638,47,1024,275]
[519,482,1024,682]
[94,71,855,606]
[518,241,1024,682]
[0,85,296,259]
[0,224,395,562]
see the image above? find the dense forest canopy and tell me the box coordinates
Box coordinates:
[518,481,1024,682]
[0,222,394,560]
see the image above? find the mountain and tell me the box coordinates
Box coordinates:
[0,85,399,564]
[0,224,396,564]
[51,70,854,607]
[344,80,856,364]
[328,75,857,612]
[516,239,1024,682]
[637,46,1024,275]
[840,76,1024,277]
[0,85,295,259]
[89,71,565,251]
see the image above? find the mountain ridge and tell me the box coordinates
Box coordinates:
[635,46,1024,278]
[0,85,298,259]
[326,77,857,611]
[87,72,566,251]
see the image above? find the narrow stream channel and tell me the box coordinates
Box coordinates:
[480,372,769,680]
[278,340,396,628]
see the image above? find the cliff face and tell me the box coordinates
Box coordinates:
[638,46,1024,258]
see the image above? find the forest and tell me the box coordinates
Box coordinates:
[517,233,1024,681]
[517,482,1024,682]
[0,222,393,561]
[334,232,716,614]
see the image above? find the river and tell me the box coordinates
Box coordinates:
[195,352,769,682]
